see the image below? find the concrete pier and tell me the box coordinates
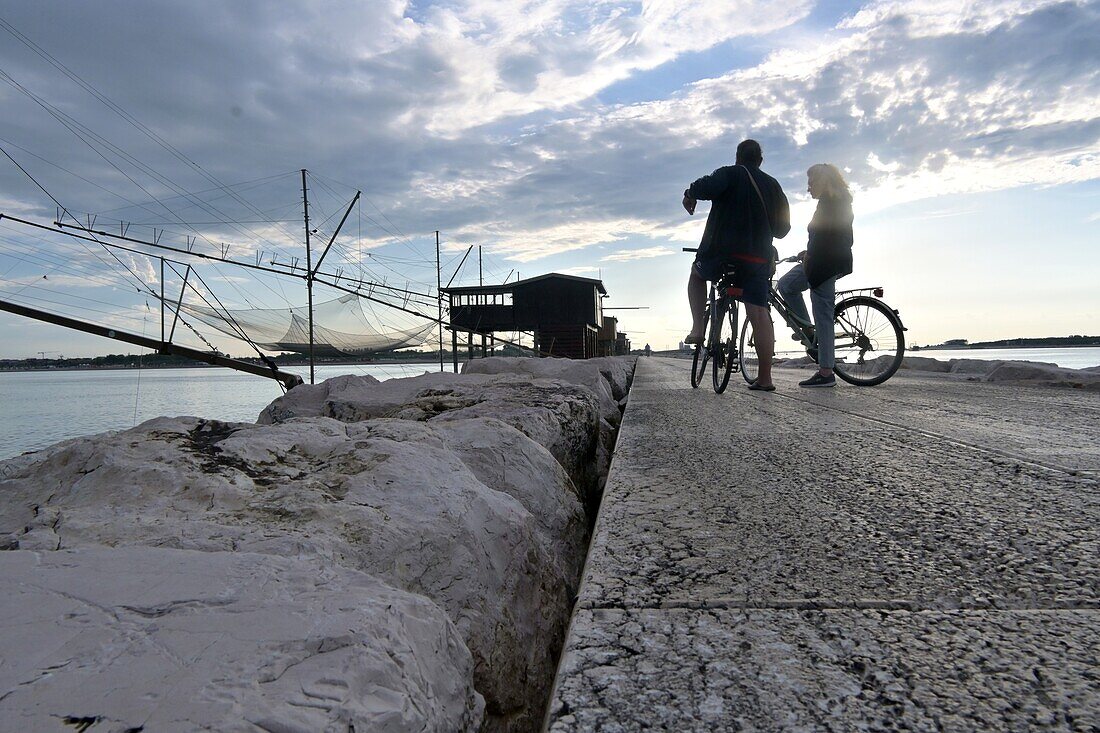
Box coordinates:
[546,357,1099,731]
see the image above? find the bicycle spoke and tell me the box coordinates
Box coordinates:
[832,297,905,386]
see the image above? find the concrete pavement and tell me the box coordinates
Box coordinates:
[545,357,1099,731]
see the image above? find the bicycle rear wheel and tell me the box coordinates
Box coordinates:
[738,318,759,384]
[832,296,905,386]
[711,298,736,393]
[690,308,711,388]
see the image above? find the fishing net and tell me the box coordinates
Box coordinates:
[179,293,434,356]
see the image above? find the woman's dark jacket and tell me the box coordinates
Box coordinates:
[688,165,790,263]
[805,194,854,288]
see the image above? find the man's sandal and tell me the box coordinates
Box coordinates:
[747,381,776,392]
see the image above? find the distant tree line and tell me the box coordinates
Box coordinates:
[913,335,1099,350]
[968,335,1100,348]
[0,353,204,370]
[1,344,534,371]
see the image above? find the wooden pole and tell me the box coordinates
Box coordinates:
[159,257,165,343]
[451,328,458,373]
[436,230,443,372]
[301,169,315,384]
[479,246,486,356]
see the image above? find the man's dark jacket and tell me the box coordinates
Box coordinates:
[805,194,854,288]
[688,164,791,263]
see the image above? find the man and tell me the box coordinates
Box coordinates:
[683,139,790,391]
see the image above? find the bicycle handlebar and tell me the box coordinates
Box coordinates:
[683,247,803,264]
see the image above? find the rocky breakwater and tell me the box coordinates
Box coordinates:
[0,356,635,732]
[898,356,1100,389]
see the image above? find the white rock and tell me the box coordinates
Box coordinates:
[0,547,483,732]
[258,372,603,496]
[585,356,637,402]
[257,372,381,424]
[431,417,588,585]
[0,416,572,731]
[463,357,634,423]
[899,356,953,372]
[984,361,1100,388]
[947,358,1005,374]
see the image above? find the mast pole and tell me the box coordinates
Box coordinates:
[302,169,315,384]
[478,246,485,357]
[436,230,443,372]
[160,257,165,344]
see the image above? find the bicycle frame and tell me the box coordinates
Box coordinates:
[708,277,741,362]
[767,288,814,347]
[767,262,892,349]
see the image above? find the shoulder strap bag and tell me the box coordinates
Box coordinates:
[739,164,770,224]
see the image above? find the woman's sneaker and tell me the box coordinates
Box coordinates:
[799,372,835,388]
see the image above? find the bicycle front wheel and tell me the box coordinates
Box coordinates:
[832,296,905,386]
[711,298,737,393]
[739,318,759,384]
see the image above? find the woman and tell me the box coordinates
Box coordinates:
[778,164,854,388]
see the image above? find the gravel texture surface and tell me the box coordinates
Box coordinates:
[546,357,1100,732]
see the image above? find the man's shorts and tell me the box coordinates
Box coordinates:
[692,256,771,308]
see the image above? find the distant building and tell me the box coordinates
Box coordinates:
[444,273,609,361]
[598,315,633,357]
[615,331,630,356]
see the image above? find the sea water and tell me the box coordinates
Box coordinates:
[0,363,452,461]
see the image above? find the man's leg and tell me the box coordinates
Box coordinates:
[745,303,774,387]
[687,266,707,341]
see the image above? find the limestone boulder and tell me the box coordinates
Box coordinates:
[431,417,588,585]
[946,358,1002,374]
[586,356,637,402]
[0,547,483,732]
[258,372,381,424]
[0,415,574,731]
[899,356,952,372]
[257,371,602,495]
[984,361,1100,389]
[462,356,634,421]
[457,357,636,498]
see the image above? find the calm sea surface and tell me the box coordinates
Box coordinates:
[903,347,1100,370]
[0,363,453,461]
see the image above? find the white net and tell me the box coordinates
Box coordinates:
[179,293,434,356]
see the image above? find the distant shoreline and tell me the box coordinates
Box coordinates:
[911,344,1100,352]
[0,358,448,374]
[913,340,1099,350]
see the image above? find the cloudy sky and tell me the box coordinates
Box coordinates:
[0,0,1097,358]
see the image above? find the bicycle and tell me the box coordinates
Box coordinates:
[683,248,741,393]
[739,255,906,386]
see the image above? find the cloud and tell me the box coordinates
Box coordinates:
[387,0,816,133]
[554,265,600,277]
[433,0,1100,255]
[600,246,676,262]
[1,0,1096,304]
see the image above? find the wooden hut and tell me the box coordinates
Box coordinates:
[444,273,607,360]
